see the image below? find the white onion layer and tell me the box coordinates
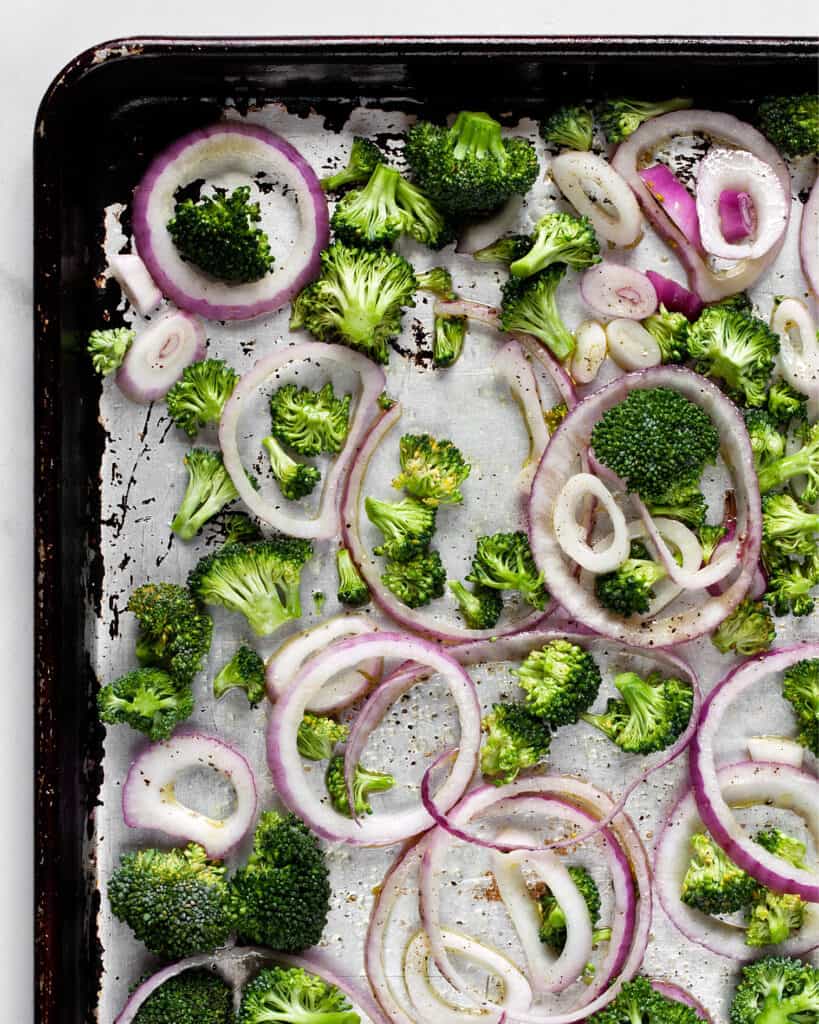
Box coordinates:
[570,321,608,383]
[108,252,162,316]
[553,473,630,573]
[747,735,805,768]
[605,319,662,370]
[771,297,819,400]
[551,151,643,246]
[116,311,206,403]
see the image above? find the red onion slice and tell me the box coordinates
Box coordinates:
[644,271,703,319]
[719,189,755,243]
[121,732,257,859]
[551,151,643,246]
[219,342,385,540]
[553,473,630,573]
[116,310,205,403]
[770,297,819,401]
[650,980,712,1021]
[108,252,162,316]
[581,264,658,320]
[639,164,702,250]
[133,122,329,321]
[493,340,550,498]
[801,174,819,295]
[747,734,804,767]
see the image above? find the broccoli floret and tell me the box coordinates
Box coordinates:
[766,556,819,617]
[188,538,313,636]
[515,639,601,726]
[378,391,397,410]
[269,382,351,457]
[509,212,600,278]
[686,306,779,407]
[108,844,231,960]
[336,547,369,606]
[595,539,667,617]
[745,409,788,470]
[590,975,707,1024]
[767,379,808,426]
[758,94,819,155]
[133,970,233,1024]
[480,701,552,784]
[320,136,384,192]
[645,481,708,530]
[642,305,690,363]
[598,97,693,142]
[297,713,350,761]
[448,580,503,630]
[88,326,133,376]
[382,549,446,608]
[581,671,693,755]
[262,435,321,501]
[167,185,273,283]
[325,754,395,816]
[756,828,808,868]
[433,314,468,368]
[213,644,266,705]
[127,581,213,685]
[758,423,819,505]
[500,263,576,361]
[590,386,720,503]
[746,890,807,948]
[544,402,569,434]
[541,105,594,151]
[472,234,531,265]
[680,832,758,915]
[712,599,776,656]
[539,865,601,950]
[223,512,263,545]
[238,965,360,1024]
[782,658,819,756]
[392,433,471,506]
[365,495,437,561]
[698,524,727,565]
[416,267,455,300]
[762,493,819,558]
[165,359,239,437]
[291,242,416,365]
[466,531,548,610]
[97,667,194,740]
[730,956,819,1024]
[171,448,240,541]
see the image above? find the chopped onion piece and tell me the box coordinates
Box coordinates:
[551,151,642,246]
[605,319,662,370]
[116,311,205,403]
[644,271,703,319]
[493,340,549,496]
[581,264,658,320]
[639,164,702,250]
[747,734,804,768]
[571,321,607,383]
[553,473,630,573]
[771,297,819,401]
[108,252,162,316]
[719,189,755,242]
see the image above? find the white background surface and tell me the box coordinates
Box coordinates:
[0,2,815,1020]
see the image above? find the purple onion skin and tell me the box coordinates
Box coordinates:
[650,980,712,1021]
[639,164,703,250]
[718,189,755,243]
[645,270,703,319]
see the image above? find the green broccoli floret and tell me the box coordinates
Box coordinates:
[466,531,548,610]
[767,379,808,426]
[325,754,395,816]
[480,702,552,784]
[88,326,134,376]
[766,556,819,617]
[500,263,576,361]
[269,382,351,457]
[472,234,531,265]
[746,890,807,948]
[291,242,416,365]
[188,538,313,636]
[165,359,239,437]
[365,495,436,561]
[416,267,455,299]
[127,581,213,685]
[509,212,600,278]
[382,549,446,608]
[680,832,757,915]
[238,965,360,1024]
[755,827,808,868]
[320,136,384,192]
[590,386,720,503]
[336,547,369,606]
[97,667,194,740]
[758,423,819,505]
[223,512,263,545]
[598,97,693,142]
[698,524,727,565]
[758,94,819,155]
[544,402,569,434]
[581,671,693,755]
[730,956,819,1024]
[782,658,819,756]
[297,713,350,761]
[378,391,397,410]
[762,493,819,558]
[645,481,708,530]
[539,865,601,950]
[133,970,233,1024]
[108,844,231,960]
[642,304,690,363]
[515,639,601,726]
[213,644,266,705]
[589,975,706,1024]
[745,409,788,470]
[392,433,471,506]
[167,185,273,283]
[171,448,240,541]
[712,599,776,656]
[595,539,667,617]
[433,314,467,368]
[686,306,779,407]
[448,580,503,630]
[262,435,321,501]
[541,105,594,151]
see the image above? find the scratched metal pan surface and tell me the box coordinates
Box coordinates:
[33,36,819,1024]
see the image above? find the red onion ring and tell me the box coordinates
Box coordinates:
[639,164,703,250]
[644,271,703,319]
[108,252,162,316]
[801,173,819,295]
[493,340,550,498]
[580,264,658,320]
[650,980,712,1021]
[116,311,206,403]
[719,189,755,243]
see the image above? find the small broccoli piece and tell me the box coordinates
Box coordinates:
[746,888,807,947]
[745,409,788,470]
[729,956,819,1024]
[758,94,819,155]
[262,435,321,501]
[417,267,456,300]
[767,379,808,426]
[320,136,384,192]
[133,970,233,1024]
[325,754,395,816]
[167,185,273,283]
[698,524,727,565]
[782,658,819,756]
[188,537,313,636]
[595,539,667,617]
[598,97,693,142]
[108,844,231,960]
[448,580,503,630]
[590,975,707,1024]
[238,965,360,1024]
[581,671,693,755]
[87,326,133,376]
[165,359,239,437]
[213,644,266,705]
[755,827,808,868]
[269,382,351,457]
[765,556,819,617]
[365,495,436,561]
[757,423,819,505]
[378,391,397,410]
[509,212,600,278]
[127,581,213,685]
[297,713,350,761]
[382,549,446,608]
[223,512,263,545]
[480,702,552,784]
[392,433,471,506]
[686,306,779,407]
[291,242,416,365]
[645,481,708,530]
[472,234,531,265]
[762,493,819,558]
[515,639,601,727]
[680,832,757,915]
[466,531,548,610]
[713,292,755,315]
[590,386,720,503]
[171,448,241,541]
[97,667,194,740]
[544,402,569,434]
[539,865,601,951]
[712,599,776,656]
[642,304,690,363]
[336,547,369,606]
[541,105,594,151]
[500,263,576,361]
[433,314,468,368]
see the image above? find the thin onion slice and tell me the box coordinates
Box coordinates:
[108,252,162,316]
[581,264,658,320]
[605,319,662,370]
[639,164,702,250]
[747,734,804,767]
[116,311,205,403]
[771,297,819,401]
[551,151,643,246]
[650,980,712,1021]
[571,321,607,384]
[553,473,630,573]
[493,340,550,497]
[801,174,819,295]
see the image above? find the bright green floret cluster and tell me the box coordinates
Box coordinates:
[133,970,233,1024]
[581,671,693,755]
[238,965,360,1024]
[758,93,819,155]
[365,496,437,561]
[381,549,446,608]
[681,832,759,915]
[466,530,548,610]
[598,97,692,142]
[262,434,321,501]
[730,956,819,1024]
[587,975,706,1024]
[417,266,455,299]
[127,581,213,685]
[171,448,241,541]
[745,410,787,470]
[762,493,819,558]
[336,547,369,606]
[320,136,384,192]
[223,512,262,545]
[766,555,819,617]
[97,666,194,740]
[515,639,601,727]
[392,433,471,506]
[213,644,266,706]
[782,658,819,756]
[539,865,602,951]
[88,326,134,376]
[448,580,503,630]
[711,599,776,656]
[686,306,779,408]
[500,263,576,361]
[165,359,239,437]
[757,422,819,506]
[269,382,351,456]
[297,713,350,761]
[642,305,690,363]
[645,481,708,530]
[433,314,467,368]
[480,702,552,784]
[541,105,594,151]
[509,212,600,278]
[767,379,808,426]
[595,539,667,617]
[325,754,395,816]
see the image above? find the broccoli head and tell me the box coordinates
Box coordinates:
[767,379,808,426]
[381,549,446,608]
[127,581,213,685]
[758,94,819,155]
[213,644,266,705]
[758,422,819,505]
[782,658,819,756]
[544,402,569,434]
[365,495,436,561]
[433,314,468,368]
[466,531,548,610]
[500,263,576,361]
[642,304,690,363]
[336,547,370,606]
[480,701,552,784]
[541,105,594,151]
[171,448,241,541]
[598,97,693,142]
[745,409,788,470]
[297,713,350,761]
[595,539,667,617]
[711,599,776,656]
[746,887,807,948]
[539,865,601,951]
[762,493,819,558]
[686,306,779,407]
[133,970,233,1024]
[97,667,194,740]
[472,234,531,265]
[325,754,395,816]
[88,326,134,376]
[698,523,727,565]
[765,556,819,617]
[320,136,384,192]
[581,670,693,755]
[392,433,471,506]
[515,639,601,727]
[416,266,456,299]
[262,435,321,501]
[680,831,757,915]
[729,956,819,1024]
[509,212,600,278]
[269,381,351,457]
[238,965,360,1024]
[645,481,708,530]
[590,975,707,1024]
[165,359,239,437]
[448,580,503,630]
[223,512,263,545]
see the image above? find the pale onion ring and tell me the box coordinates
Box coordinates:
[771,297,819,401]
[570,321,607,384]
[553,473,630,573]
[580,264,658,320]
[551,151,643,246]
[493,340,550,498]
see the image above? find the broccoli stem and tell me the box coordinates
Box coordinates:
[450,111,509,166]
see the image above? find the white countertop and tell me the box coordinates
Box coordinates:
[0,2,813,1019]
